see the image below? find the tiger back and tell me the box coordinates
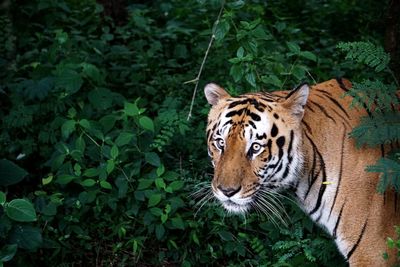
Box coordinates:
[204,78,400,266]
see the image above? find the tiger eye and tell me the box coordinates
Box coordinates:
[215,138,225,150]
[251,143,261,153]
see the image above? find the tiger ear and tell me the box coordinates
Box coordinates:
[204,83,230,106]
[282,83,309,119]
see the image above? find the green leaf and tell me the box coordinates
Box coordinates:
[292,65,306,80]
[42,202,57,216]
[169,181,184,191]
[252,25,271,40]
[79,119,90,129]
[245,72,256,87]
[81,179,96,187]
[191,231,200,245]
[5,199,37,222]
[23,77,54,100]
[75,136,86,153]
[124,102,139,116]
[0,159,28,186]
[227,0,245,9]
[73,163,81,175]
[214,19,230,41]
[218,230,234,241]
[83,168,100,177]
[261,74,282,88]
[115,132,134,147]
[115,176,128,198]
[368,157,400,193]
[54,68,83,94]
[300,51,317,61]
[139,116,154,132]
[155,178,166,190]
[61,120,76,138]
[9,225,42,250]
[138,179,153,190]
[110,145,119,159]
[148,194,162,207]
[145,152,161,167]
[55,29,68,44]
[0,191,5,205]
[99,115,117,133]
[81,63,102,84]
[55,174,75,185]
[170,217,185,229]
[0,244,17,262]
[387,237,395,249]
[106,159,115,174]
[236,47,244,58]
[88,88,113,110]
[287,41,301,54]
[100,180,112,190]
[149,207,163,216]
[155,224,165,240]
[161,213,168,224]
[42,175,53,185]
[382,252,389,260]
[156,165,165,177]
[230,64,243,82]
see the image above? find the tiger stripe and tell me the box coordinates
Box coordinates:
[204,79,400,266]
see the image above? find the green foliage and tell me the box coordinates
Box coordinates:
[368,154,400,193]
[338,41,400,193]
[350,112,400,148]
[337,41,390,72]
[0,191,39,263]
[219,14,318,91]
[346,80,398,111]
[383,226,400,265]
[0,159,28,186]
[0,0,390,265]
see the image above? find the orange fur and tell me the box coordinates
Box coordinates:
[205,79,400,266]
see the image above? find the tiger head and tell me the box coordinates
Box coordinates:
[204,83,309,214]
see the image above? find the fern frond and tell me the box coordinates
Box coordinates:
[345,79,398,111]
[349,112,400,147]
[367,156,400,193]
[250,237,267,256]
[337,41,390,72]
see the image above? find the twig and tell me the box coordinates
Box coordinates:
[186,0,225,121]
[306,70,317,84]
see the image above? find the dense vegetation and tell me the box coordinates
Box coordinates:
[0,0,399,266]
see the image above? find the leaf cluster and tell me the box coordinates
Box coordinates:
[338,41,400,194]
[337,41,390,72]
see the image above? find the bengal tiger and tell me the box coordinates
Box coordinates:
[204,78,400,266]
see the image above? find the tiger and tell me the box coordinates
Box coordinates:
[204,78,400,266]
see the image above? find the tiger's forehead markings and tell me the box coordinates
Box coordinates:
[215,97,274,148]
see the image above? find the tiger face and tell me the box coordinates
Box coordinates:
[205,83,309,213]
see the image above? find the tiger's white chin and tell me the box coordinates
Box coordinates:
[221,200,250,214]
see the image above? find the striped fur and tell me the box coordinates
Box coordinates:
[204,79,400,266]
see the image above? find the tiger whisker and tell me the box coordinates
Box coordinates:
[259,186,298,206]
[194,191,215,217]
[253,199,280,228]
[255,192,289,227]
[189,185,211,198]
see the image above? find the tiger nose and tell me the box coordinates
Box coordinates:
[217,185,242,197]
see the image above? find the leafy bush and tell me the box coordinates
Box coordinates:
[0,0,392,266]
[337,41,400,193]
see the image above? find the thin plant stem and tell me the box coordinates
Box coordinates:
[186,0,225,121]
